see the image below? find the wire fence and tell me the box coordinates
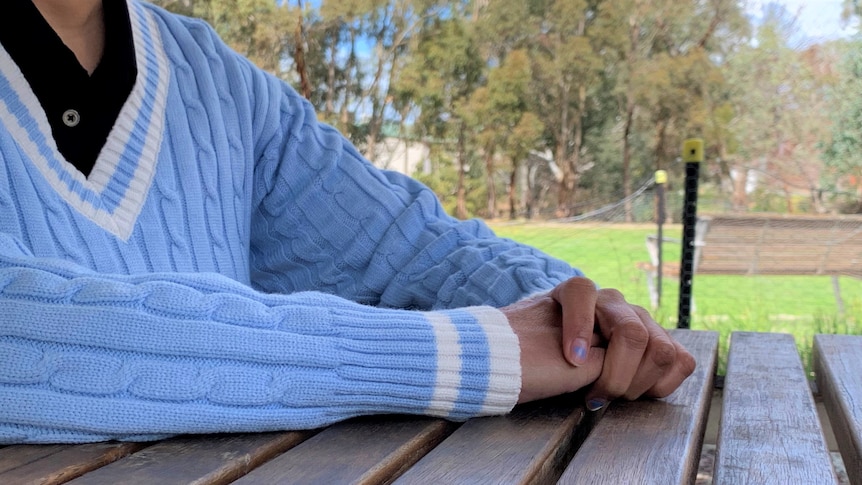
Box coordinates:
[517,181,862,332]
[491,182,862,373]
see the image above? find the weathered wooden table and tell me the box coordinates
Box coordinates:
[2,330,860,484]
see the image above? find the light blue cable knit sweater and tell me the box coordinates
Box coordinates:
[0,1,581,444]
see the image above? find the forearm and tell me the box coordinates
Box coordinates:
[0,235,520,444]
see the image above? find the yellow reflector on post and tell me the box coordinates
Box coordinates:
[682,139,704,163]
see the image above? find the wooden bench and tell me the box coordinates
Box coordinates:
[815,334,862,485]
[3,330,860,484]
[713,332,836,484]
[641,213,862,309]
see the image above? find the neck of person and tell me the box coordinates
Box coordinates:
[31,0,105,75]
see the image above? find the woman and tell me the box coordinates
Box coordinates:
[0,0,694,444]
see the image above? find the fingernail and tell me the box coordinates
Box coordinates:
[587,399,606,411]
[572,338,589,365]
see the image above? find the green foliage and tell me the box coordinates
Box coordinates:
[152,0,292,74]
[414,150,487,216]
[821,39,862,211]
[162,0,854,218]
[466,49,544,218]
[396,16,482,139]
[844,0,862,19]
[716,5,844,213]
[392,14,486,218]
[305,0,456,149]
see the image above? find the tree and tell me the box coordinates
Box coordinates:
[724,5,838,213]
[822,39,862,213]
[595,0,745,220]
[468,50,542,218]
[153,0,293,76]
[152,0,846,219]
[505,112,545,219]
[394,16,484,219]
[530,0,603,217]
[843,0,862,18]
[470,0,543,219]
[311,0,450,156]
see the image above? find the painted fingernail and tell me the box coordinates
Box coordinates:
[587,399,606,411]
[572,338,589,364]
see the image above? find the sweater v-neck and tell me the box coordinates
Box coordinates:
[0,0,170,241]
[0,0,137,176]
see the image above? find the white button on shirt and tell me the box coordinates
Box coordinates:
[62,109,81,127]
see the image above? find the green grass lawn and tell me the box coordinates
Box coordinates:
[488,221,862,374]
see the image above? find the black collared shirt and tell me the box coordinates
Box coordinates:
[0,0,137,176]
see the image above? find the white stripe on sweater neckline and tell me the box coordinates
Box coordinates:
[0,0,169,241]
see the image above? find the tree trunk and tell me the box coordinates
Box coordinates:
[525,164,537,220]
[810,187,826,214]
[623,6,640,222]
[365,110,380,162]
[456,122,468,220]
[568,82,586,213]
[293,3,311,100]
[622,95,635,222]
[339,27,358,133]
[325,41,337,116]
[484,145,497,219]
[508,160,519,220]
[364,38,392,163]
[731,164,748,211]
[555,84,572,216]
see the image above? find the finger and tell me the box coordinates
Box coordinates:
[551,277,598,367]
[621,308,678,400]
[644,339,697,398]
[584,289,649,410]
[517,345,606,403]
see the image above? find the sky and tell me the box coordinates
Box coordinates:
[746,0,860,44]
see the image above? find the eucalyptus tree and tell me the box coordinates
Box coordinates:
[467,50,543,218]
[844,0,862,18]
[152,0,293,76]
[593,0,745,220]
[822,39,862,212]
[312,0,452,157]
[530,0,604,216]
[394,15,485,219]
[724,4,838,212]
[470,0,542,219]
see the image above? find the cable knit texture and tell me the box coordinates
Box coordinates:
[0,1,581,444]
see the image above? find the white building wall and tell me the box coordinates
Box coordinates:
[371,137,431,176]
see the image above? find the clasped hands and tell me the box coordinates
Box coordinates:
[503,277,696,410]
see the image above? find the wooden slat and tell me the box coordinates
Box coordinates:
[558,330,719,485]
[67,432,309,485]
[714,332,837,484]
[814,334,862,485]
[695,213,862,276]
[0,442,145,485]
[0,445,69,474]
[393,394,600,484]
[232,417,455,485]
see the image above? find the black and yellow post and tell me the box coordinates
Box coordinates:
[655,170,667,308]
[677,139,703,329]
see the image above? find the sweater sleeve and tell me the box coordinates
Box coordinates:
[245,58,581,311]
[0,233,520,444]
